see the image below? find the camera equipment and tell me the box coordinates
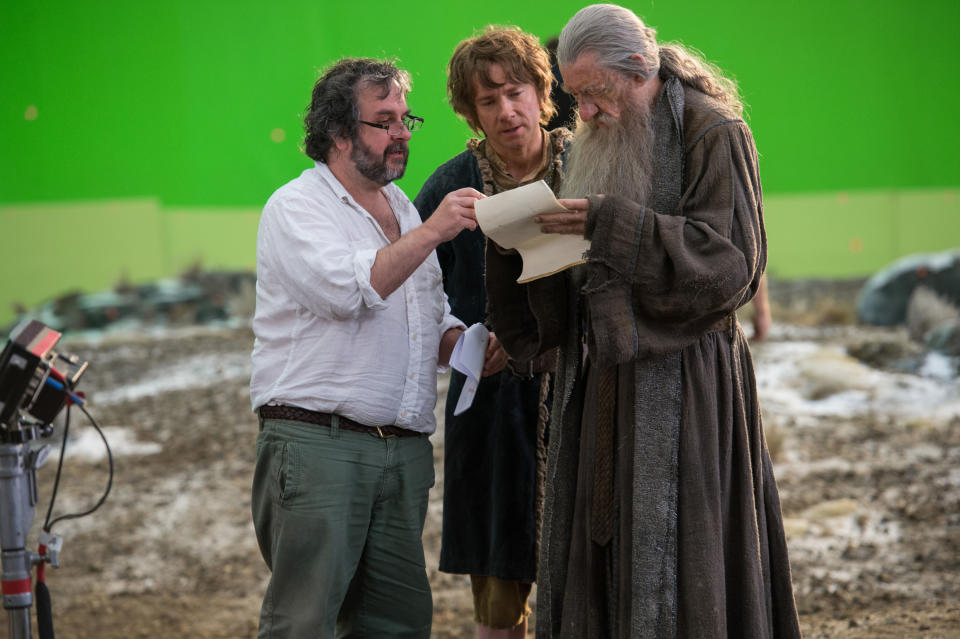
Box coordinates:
[1,319,108,639]
[0,320,87,432]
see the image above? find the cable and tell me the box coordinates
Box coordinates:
[42,376,85,406]
[42,402,114,533]
[41,403,71,532]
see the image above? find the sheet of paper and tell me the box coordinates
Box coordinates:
[449,323,490,416]
[475,180,591,283]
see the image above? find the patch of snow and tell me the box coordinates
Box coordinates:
[918,351,959,381]
[755,341,960,423]
[91,352,251,405]
[53,426,162,462]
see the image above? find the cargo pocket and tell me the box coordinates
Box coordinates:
[276,441,302,507]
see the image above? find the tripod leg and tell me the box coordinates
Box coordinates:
[7,607,32,639]
[1,443,36,639]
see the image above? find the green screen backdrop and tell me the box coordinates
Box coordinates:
[2,0,959,325]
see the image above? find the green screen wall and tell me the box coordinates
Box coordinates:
[2,0,959,325]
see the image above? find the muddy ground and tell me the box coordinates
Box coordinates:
[6,285,959,638]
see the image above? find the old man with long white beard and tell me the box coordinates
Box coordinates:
[485,5,803,638]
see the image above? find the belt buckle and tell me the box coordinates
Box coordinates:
[375,426,397,439]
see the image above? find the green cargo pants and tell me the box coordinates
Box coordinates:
[252,416,434,638]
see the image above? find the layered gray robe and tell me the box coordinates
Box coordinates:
[485,76,802,638]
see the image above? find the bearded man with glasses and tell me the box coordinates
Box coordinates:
[250,57,488,638]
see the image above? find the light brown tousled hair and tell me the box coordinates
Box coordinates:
[447,26,556,134]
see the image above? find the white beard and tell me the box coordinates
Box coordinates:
[560,98,656,205]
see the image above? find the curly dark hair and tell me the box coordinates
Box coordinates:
[303,58,412,163]
[447,26,555,134]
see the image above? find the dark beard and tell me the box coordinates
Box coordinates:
[350,136,408,186]
[559,98,655,205]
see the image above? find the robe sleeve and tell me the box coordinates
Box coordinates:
[582,119,766,365]
[484,240,571,362]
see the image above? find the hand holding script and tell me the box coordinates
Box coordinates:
[475,180,591,283]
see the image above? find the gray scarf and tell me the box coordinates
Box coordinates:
[537,75,687,639]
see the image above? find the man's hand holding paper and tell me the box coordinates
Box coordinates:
[474,180,592,282]
[534,197,589,235]
[449,325,509,415]
[481,332,508,377]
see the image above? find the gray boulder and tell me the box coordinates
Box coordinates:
[906,286,960,357]
[857,249,960,326]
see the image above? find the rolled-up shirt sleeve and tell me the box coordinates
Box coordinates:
[352,247,387,310]
[260,191,388,321]
[437,294,466,372]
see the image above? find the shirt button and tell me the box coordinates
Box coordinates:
[401,410,408,417]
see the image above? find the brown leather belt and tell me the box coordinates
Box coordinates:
[507,347,559,378]
[257,405,423,438]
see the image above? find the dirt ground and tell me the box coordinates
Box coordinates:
[6,294,959,638]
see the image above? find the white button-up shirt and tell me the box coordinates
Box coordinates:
[250,162,464,434]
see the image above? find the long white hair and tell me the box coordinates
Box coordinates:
[558,4,743,115]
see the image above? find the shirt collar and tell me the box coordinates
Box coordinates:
[312,159,406,211]
[313,160,352,202]
[481,128,552,187]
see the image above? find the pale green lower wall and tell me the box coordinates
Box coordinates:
[1,187,958,329]
[161,207,261,273]
[763,188,960,278]
[2,199,166,325]
[0,200,262,328]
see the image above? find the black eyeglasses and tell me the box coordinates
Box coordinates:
[358,114,424,136]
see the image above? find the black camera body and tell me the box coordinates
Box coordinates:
[0,320,88,436]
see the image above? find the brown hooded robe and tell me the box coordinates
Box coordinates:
[485,76,802,639]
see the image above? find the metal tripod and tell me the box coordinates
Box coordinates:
[0,431,53,639]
